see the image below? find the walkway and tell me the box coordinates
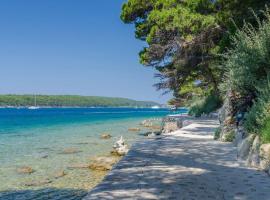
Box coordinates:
[84,120,270,200]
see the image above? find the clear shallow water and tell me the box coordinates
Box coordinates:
[0,108,186,199]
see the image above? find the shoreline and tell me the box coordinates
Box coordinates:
[0,112,169,199]
[83,118,270,200]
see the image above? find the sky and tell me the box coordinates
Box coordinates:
[0,0,171,103]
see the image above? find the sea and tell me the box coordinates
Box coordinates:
[0,107,187,200]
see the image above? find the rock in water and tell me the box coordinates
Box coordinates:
[54,170,67,179]
[25,179,52,187]
[111,136,129,156]
[89,156,119,171]
[128,128,140,132]
[17,166,35,174]
[100,133,112,139]
[60,148,82,154]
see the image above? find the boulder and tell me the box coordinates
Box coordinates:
[162,120,182,133]
[128,128,141,132]
[111,136,129,156]
[17,166,35,174]
[100,134,112,139]
[89,156,119,171]
[233,127,244,146]
[143,131,161,137]
[149,125,162,130]
[67,163,90,169]
[60,148,82,154]
[140,120,153,127]
[25,179,52,187]
[237,134,255,160]
[260,143,270,171]
[54,170,67,179]
[247,135,260,168]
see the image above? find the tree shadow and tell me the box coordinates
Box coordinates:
[0,188,88,200]
[84,122,270,200]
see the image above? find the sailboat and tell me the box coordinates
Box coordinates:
[28,95,40,110]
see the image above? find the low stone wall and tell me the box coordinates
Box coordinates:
[227,127,270,174]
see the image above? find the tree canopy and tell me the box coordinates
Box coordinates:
[121,0,270,105]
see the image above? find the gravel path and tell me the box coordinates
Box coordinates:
[84,119,270,200]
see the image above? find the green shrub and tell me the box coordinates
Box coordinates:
[189,93,222,117]
[222,8,270,140]
[261,117,270,143]
[244,84,270,134]
[224,131,235,142]
[214,127,221,140]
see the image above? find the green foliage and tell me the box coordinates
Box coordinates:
[0,95,159,108]
[222,8,270,141]
[223,10,270,95]
[224,131,235,142]
[188,93,222,117]
[261,117,270,143]
[244,84,270,134]
[214,127,221,140]
[121,0,221,100]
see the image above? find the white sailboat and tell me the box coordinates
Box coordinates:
[151,105,160,109]
[28,95,40,110]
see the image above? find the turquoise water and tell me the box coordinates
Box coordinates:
[0,108,186,199]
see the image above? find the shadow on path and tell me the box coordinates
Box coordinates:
[84,120,270,200]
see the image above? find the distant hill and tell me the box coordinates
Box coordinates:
[0,95,160,108]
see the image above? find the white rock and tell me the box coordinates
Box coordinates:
[260,144,270,171]
[247,135,260,167]
[237,134,255,160]
[112,136,129,156]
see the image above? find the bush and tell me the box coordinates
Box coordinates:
[222,8,270,141]
[244,84,270,134]
[224,131,235,142]
[261,117,270,143]
[189,93,222,117]
[214,127,221,140]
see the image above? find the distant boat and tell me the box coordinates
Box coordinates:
[151,105,160,109]
[28,95,40,110]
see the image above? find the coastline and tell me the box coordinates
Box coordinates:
[0,108,172,199]
[83,119,270,200]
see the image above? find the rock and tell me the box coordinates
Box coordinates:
[25,179,52,187]
[149,125,162,130]
[17,166,35,174]
[60,148,82,154]
[54,170,67,179]
[140,120,153,127]
[237,134,255,160]
[111,136,129,156]
[162,120,182,133]
[89,156,119,171]
[67,163,90,169]
[100,134,112,139]
[40,154,49,159]
[260,143,270,171]
[143,131,161,137]
[247,135,260,168]
[128,128,141,132]
[233,127,244,146]
[220,125,236,142]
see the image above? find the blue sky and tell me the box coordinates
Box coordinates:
[0,0,171,103]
